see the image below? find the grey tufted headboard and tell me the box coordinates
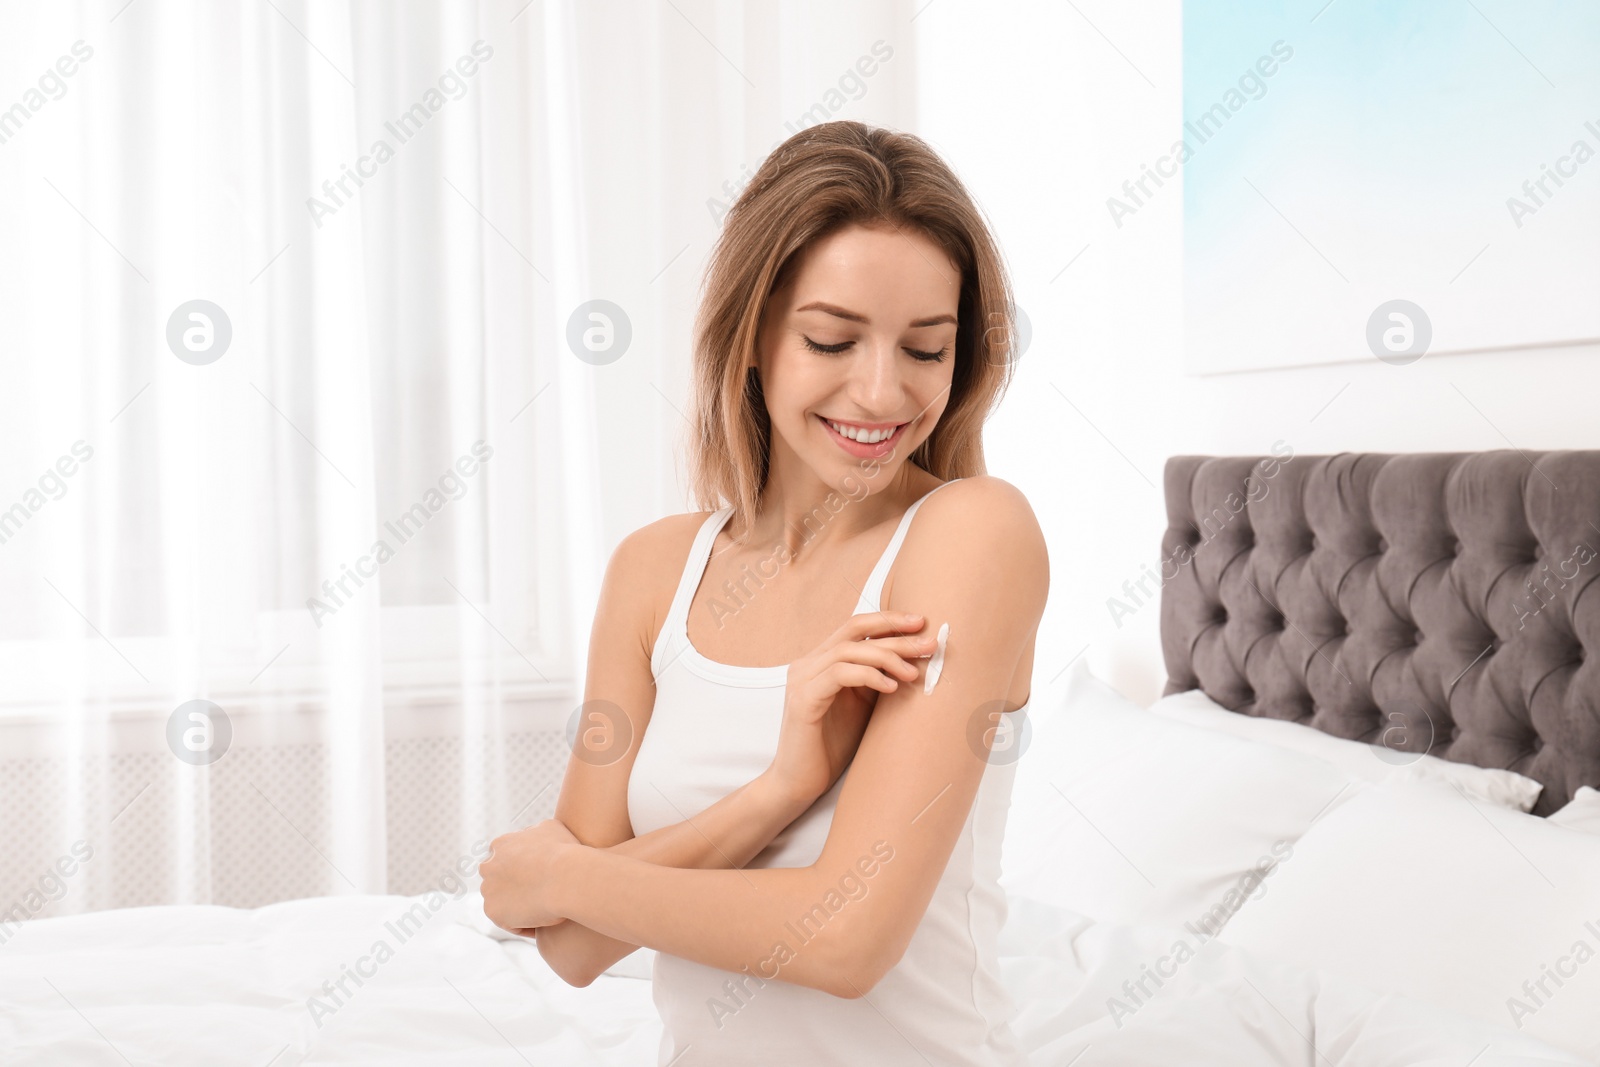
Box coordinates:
[1159,450,1600,816]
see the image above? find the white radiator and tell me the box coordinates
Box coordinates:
[0,701,571,919]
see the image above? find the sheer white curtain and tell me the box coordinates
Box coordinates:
[0,0,916,915]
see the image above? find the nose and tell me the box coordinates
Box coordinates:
[847,336,908,418]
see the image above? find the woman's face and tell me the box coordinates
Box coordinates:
[756,222,960,493]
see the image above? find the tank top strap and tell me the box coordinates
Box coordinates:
[653,507,735,677]
[853,479,962,615]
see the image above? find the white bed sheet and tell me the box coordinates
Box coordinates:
[0,888,1587,1066]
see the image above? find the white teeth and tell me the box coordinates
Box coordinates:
[827,419,898,444]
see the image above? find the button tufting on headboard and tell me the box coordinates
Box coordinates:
[1159,450,1600,816]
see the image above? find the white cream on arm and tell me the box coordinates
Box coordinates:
[923,621,949,694]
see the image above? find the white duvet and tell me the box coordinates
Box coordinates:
[0,887,1586,1066]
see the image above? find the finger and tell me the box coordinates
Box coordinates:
[831,642,923,682]
[828,661,901,695]
[857,633,940,661]
[835,611,924,642]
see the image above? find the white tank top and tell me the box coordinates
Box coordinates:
[627,480,1029,1066]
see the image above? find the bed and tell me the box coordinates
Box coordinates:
[4,449,1599,1066]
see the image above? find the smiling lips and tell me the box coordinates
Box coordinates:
[817,414,908,458]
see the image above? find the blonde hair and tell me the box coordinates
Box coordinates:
[688,120,1017,531]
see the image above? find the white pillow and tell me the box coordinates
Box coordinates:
[1000,661,1362,932]
[1217,781,1600,1062]
[1549,785,1600,835]
[1149,687,1543,812]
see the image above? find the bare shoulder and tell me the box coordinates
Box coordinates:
[931,475,1034,519]
[609,510,715,580]
[923,476,1045,552]
[600,511,719,646]
[898,476,1049,613]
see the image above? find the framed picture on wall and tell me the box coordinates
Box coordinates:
[1180,0,1600,374]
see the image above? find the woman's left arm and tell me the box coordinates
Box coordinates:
[506,478,1048,998]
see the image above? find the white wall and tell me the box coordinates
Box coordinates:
[910,0,1600,704]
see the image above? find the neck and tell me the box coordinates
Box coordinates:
[733,451,931,560]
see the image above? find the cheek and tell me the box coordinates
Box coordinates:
[763,344,828,414]
[913,365,955,417]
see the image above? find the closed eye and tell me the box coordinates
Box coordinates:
[802,336,949,363]
[802,336,851,355]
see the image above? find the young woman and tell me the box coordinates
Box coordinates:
[480,120,1048,1066]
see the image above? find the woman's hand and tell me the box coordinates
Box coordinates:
[480,818,583,934]
[768,611,936,805]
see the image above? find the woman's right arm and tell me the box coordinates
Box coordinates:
[536,769,817,986]
[535,517,804,987]
[534,518,930,987]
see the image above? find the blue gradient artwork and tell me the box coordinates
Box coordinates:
[1182,0,1600,373]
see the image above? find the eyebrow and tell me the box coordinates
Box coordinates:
[794,301,956,329]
